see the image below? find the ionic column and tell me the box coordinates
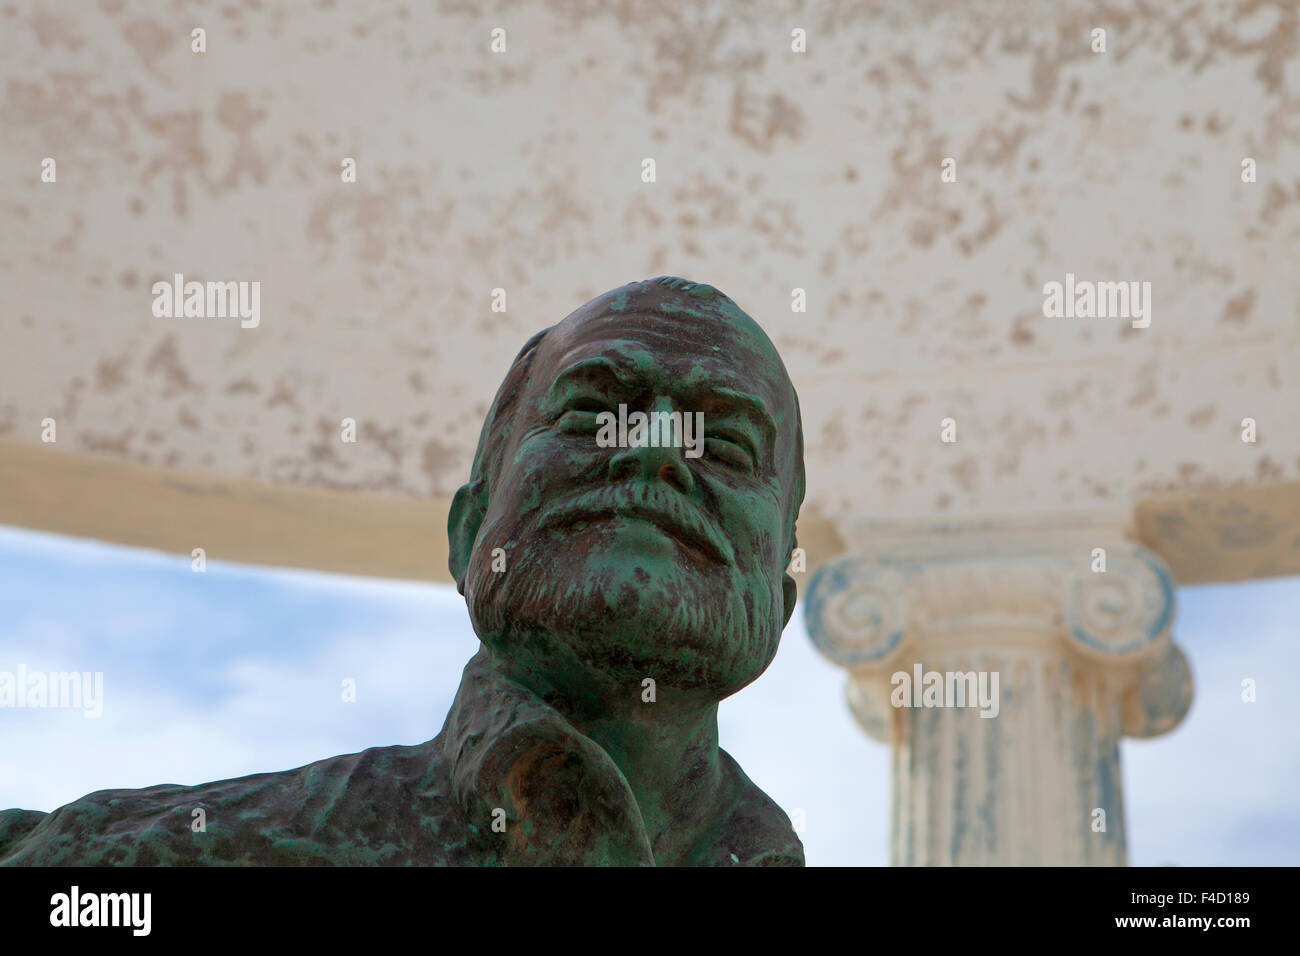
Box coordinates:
[804,517,1192,866]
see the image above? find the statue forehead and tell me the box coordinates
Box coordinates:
[535,280,793,405]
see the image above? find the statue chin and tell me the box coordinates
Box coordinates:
[463,539,784,701]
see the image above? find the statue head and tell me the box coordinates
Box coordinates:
[449,277,805,711]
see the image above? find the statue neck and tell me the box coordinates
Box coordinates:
[442,646,793,865]
[491,646,729,861]
[570,701,723,859]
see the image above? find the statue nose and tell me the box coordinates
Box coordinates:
[608,440,695,494]
[605,399,695,494]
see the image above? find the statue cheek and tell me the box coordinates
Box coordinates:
[501,446,584,504]
[717,500,781,555]
[518,435,606,483]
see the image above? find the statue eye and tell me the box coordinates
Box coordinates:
[705,432,756,470]
[557,397,609,432]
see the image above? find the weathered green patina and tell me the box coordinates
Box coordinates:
[0,277,807,866]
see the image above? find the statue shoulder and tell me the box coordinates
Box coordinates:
[0,808,48,860]
[705,748,806,867]
[0,738,469,866]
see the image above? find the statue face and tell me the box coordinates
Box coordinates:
[463,284,802,702]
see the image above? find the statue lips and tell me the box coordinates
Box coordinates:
[540,500,731,566]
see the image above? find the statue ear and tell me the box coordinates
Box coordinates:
[780,532,800,628]
[448,478,487,594]
[781,572,798,629]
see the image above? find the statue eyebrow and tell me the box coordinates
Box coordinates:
[696,385,778,448]
[550,356,779,446]
[549,355,636,395]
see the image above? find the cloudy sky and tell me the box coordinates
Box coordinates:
[0,525,1295,866]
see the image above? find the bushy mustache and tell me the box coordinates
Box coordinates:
[533,481,733,564]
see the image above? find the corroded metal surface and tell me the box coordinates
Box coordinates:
[0,279,806,866]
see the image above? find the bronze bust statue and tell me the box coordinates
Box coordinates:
[0,277,807,866]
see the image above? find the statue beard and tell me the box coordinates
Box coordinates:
[462,514,787,702]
